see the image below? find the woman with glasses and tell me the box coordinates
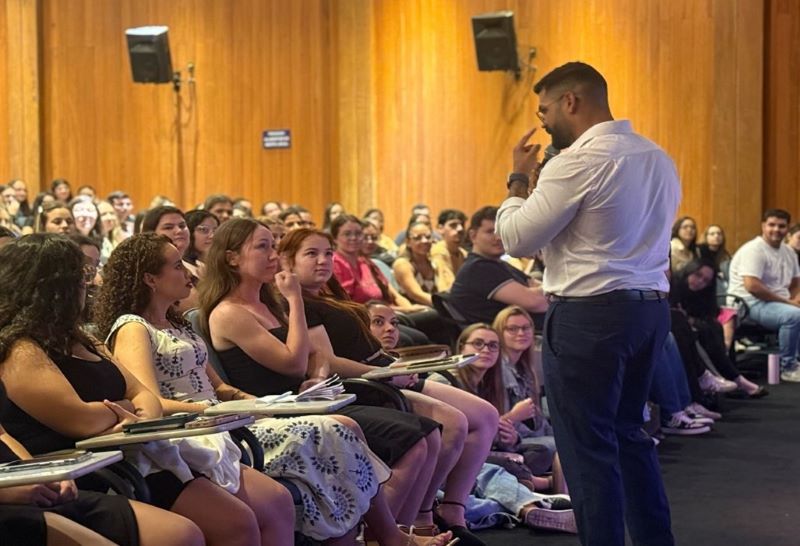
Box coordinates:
[491,306,561,485]
[184,209,219,280]
[392,222,448,306]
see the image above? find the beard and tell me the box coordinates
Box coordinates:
[546,124,575,151]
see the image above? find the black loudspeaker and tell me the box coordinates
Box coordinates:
[125,26,174,84]
[471,11,519,72]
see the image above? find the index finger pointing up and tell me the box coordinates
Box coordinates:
[515,127,537,150]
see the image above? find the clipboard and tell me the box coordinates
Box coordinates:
[361,353,479,380]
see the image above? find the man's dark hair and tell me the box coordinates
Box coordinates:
[533,61,608,99]
[762,209,791,223]
[107,190,129,204]
[0,226,18,241]
[411,203,429,214]
[469,206,498,232]
[203,194,233,211]
[437,209,467,226]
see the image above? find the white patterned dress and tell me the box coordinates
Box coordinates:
[107,314,390,540]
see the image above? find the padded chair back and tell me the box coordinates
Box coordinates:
[432,292,468,328]
[184,308,231,384]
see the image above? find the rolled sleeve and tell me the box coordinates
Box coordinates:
[496,173,584,257]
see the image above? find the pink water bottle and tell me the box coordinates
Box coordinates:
[767,354,780,385]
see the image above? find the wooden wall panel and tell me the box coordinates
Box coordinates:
[0,1,8,182]
[349,0,764,244]
[0,0,767,247]
[765,0,800,223]
[40,0,336,219]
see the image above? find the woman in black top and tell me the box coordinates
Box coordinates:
[279,228,499,545]
[670,259,766,398]
[199,218,453,546]
[0,233,293,546]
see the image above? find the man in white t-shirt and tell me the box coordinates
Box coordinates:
[728,209,800,380]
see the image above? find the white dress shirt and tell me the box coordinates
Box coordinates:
[496,120,681,297]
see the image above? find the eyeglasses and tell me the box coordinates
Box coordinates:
[464,339,500,352]
[505,324,533,334]
[536,93,567,121]
[363,235,378,242]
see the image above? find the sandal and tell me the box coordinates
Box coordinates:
[433,501,487,546]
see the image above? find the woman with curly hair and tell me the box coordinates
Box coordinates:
[0,233,291,546]
[96,232,451,546]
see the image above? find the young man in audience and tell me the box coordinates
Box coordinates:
[728,208,800,381]
[448,206,548,325]
[280,205,314,230]
[107,190,134,237]
[431,209,468,288]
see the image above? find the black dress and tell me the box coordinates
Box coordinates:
[217,325,440,466]
[0,379,139,546]
[1,348,196,510]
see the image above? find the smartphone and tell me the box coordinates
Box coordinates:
[122,413,199,434]
[0,451,92,472]
[185,414,248,429]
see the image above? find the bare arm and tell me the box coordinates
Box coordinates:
[1,341,119,439]
[492,280,549,313]
[392,258,434,306]
[209,273,310,377]
[743,276,800,306]
[791,277,800,301]
[205,365,255,401]
[110,323,206,414]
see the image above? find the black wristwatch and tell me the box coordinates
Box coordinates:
[507,172,529,189]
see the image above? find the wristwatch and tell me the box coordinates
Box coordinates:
[507,172,529,189]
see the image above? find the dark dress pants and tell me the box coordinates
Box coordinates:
[542,298,674,546]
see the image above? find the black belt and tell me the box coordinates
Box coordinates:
[548,289,668,304]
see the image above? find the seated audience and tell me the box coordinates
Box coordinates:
[698,224,732,280]
[9,179,31,227]
[280,205,314,231]
[728,209,800,381]
[69,197,102,240]
[279,228,496,543]
[363,207,398,255]
[184,209,219,279]
[107,190,135,237]
[366,302,575,534]
[95,232,445,545]
[198,217,452,546]
[76,184,97,201]
[431,209,468,288]
[34,201,75,235]
[203,194,234,224]
[395,204,432,246]
[393,221,447,306]
[671,259,766,397]
[362,219,397,270]
[670,216,700,273]
[322,201,345,232]
[448,206,547,326]
[232,197,252,218]
[260,200,283,220]
[0,233,294,546]
[50,178,73,203]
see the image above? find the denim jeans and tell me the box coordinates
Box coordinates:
[748,300,800,370]
[543,299,674,546]
[473,463,549,515]
[650,333,691,417]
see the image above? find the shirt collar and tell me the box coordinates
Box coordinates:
[564,119,633,152]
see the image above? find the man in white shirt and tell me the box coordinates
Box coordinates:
[496,62,679,546]
[728,209,800,380]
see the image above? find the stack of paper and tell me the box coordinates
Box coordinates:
[294,374,345,401]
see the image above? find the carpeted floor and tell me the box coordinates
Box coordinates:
[477,380,799,546]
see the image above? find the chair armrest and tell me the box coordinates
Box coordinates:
[342,378,410,413]
[229,427,265,471]
[91,460,151,503]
